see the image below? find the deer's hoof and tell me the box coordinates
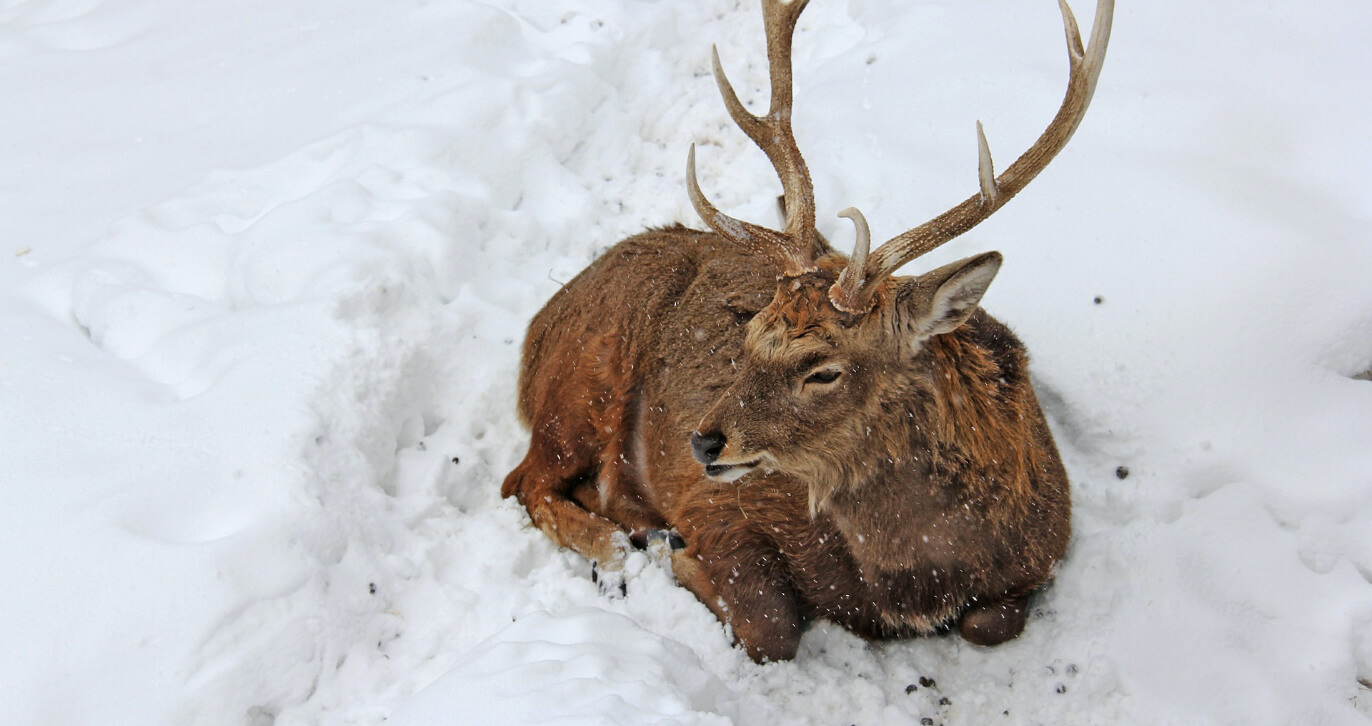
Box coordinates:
[629,528,686,551]
[591,561,627,598]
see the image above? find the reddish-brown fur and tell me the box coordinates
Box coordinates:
[503,227,1069,661]
[502,0,1110,662]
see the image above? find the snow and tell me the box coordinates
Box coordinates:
[2,0,1370,723]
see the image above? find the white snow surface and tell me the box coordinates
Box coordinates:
[3,0,1371,724]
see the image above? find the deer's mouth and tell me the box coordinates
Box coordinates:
[704,460,760,483]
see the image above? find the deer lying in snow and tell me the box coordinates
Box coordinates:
[503,0,1112,662]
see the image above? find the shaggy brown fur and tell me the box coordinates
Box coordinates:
[502,229,1070,662]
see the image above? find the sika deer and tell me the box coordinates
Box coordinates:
[503,0,1112,662]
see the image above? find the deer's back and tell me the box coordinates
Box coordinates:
[516,226,774,494]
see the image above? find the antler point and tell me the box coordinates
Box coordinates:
[976,121,1000,205]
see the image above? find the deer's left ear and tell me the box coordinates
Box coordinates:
[893,251,1002,341]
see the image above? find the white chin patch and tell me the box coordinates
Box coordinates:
[705,462,757,483]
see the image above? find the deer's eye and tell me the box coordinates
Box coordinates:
[804,368,843,385]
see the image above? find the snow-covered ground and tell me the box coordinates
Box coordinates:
[3,0,1371,723]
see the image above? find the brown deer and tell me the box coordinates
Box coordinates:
[502,0,1112,663]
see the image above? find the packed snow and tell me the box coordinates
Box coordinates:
[2,0,1371,724]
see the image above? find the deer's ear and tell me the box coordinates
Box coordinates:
[894,251,1002,341]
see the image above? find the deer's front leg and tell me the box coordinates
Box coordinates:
[670,514,805,663]
[502,433,631,590]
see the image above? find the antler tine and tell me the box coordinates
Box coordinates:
[687,145,800,272]
[830,0,1114,313]
[831,207,870,304]
[690,0,818,277]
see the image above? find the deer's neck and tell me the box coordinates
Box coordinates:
[823,319,1037,575]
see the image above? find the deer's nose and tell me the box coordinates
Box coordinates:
[690,430,726,465]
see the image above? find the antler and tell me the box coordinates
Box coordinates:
[687,0,818,278]
[829,0,1114,313]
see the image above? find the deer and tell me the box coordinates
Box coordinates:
[502,0,1112,663]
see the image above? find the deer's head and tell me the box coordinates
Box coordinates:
[686,0,1112,506]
